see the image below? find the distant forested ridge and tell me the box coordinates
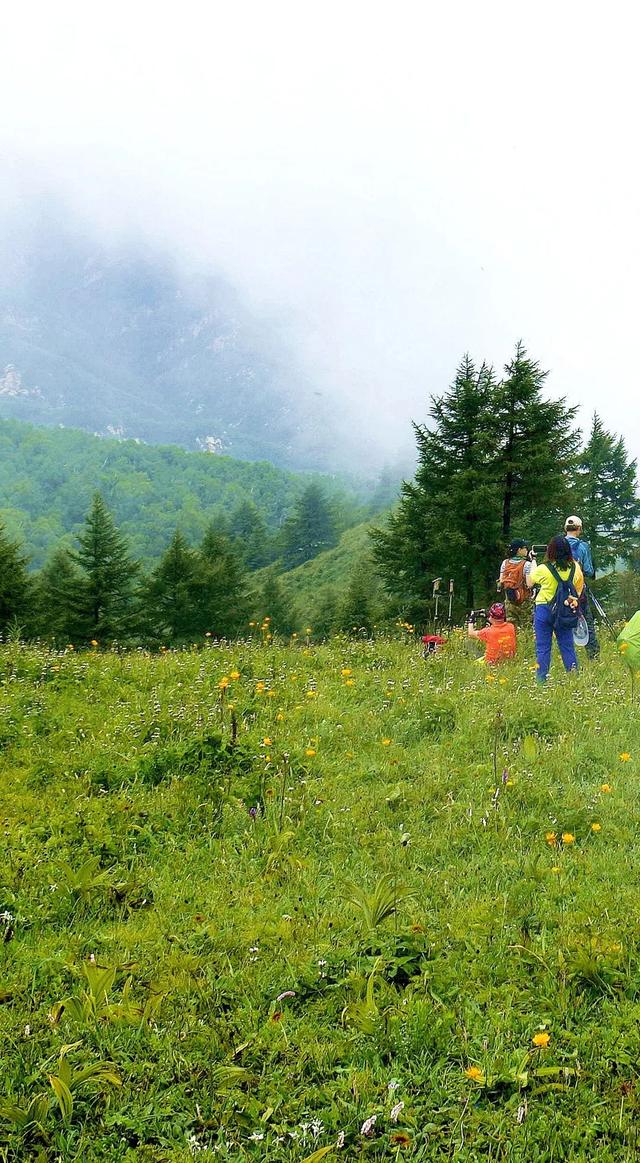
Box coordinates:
[0,418,376,569]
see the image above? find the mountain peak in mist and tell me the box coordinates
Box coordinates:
[0,201,352,470]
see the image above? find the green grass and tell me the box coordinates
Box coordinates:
[1,630,639,1160]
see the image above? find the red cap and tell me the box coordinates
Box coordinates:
[488,602,506,621]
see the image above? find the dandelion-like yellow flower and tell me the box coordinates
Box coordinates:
[620,752,632,762]
[532,1031,551,1048]
[229,670,240,680]
[486,674,496,683]
[341,667,352,677]
[545,832,557,846]
[551,866,561,874]
[382,738,392,746]
[218,677,230,690]
[345,679,355,686]
[276,712,285,722]
[600,783,612,793]
[263,737,272,746]
[464,1066,484,1082]
[306,690,317,699]
[498,677,507,685]
[591,822,602,832]
[561,832,575,845]
[305,748,316,757]
[90,639,98,647]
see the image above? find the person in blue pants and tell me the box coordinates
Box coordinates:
[529,535,585,683]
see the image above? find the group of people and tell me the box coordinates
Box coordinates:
[467,516,599,683]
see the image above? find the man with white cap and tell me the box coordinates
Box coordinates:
[564,516,599,659]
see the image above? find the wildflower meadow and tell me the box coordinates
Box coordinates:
[1,628,639,1161]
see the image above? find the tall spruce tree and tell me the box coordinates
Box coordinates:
[0,521,31,635]
[70,494,140,643]
[371,357,502,610]
[572,413,640,569]
[493,342,580,539]
[192,524,249,638]
[229,500,272,569]
[33,546,83,642]
[281,483,337,570]
[143,529,200,643]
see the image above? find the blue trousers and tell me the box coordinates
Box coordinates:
[534,604,578,681]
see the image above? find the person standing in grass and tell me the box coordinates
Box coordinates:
[498,539,534,628]
[529,534,584,683]
[467,602,517,664]
[564,515,600,660]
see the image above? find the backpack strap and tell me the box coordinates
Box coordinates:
[545,562,575,585]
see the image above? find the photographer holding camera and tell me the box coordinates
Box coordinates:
[467,602,517,664]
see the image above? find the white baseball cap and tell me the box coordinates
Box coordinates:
[564,515,583,530]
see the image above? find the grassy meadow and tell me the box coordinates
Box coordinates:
[1,628,640,1161]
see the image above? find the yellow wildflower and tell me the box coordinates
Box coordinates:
[382,738,392,746]
[306,690,317,699]
[591,822,602,832]
[341,668,352,677]
[218,677,229,689]
[263,737,272,746]
[532,1031,551,1048]
[561,832,575,845]
[600,783,612,793]
[545,832,557,846]
[229,670,240,681]
[305,748,317,757]
[464,1066,485,1082]
[620,752,632,762]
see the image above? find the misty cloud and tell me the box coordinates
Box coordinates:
[2,0,639,466]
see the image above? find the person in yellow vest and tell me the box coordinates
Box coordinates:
[529,534,584,683]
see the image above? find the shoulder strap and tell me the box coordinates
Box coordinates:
[545,562,560,583]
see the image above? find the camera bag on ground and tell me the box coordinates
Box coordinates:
[545,562,580,630]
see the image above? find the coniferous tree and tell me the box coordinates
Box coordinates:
[493,342,580,539]
[229,500,272,570]
[33,546,83,642]
[69,494,140,643]
[335,564,376,635]
[143,530,200,643]
[310,587,340,639]
[572,413,640,569]
[192,524,249,638]
[371,357,501,610]
[256,568,294,636]
[0,521,31,635]
[281,484,338,570]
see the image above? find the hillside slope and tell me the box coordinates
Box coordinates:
[0,418,360,569]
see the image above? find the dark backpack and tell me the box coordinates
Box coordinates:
[546,562,580,630]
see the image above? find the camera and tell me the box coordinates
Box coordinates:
[468,608,487,625]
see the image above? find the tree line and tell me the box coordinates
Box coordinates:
[0,482,349,645]
[372,344,640,616]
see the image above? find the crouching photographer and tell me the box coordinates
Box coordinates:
[467,602,517,665]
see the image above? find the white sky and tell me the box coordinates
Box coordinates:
[1,0,639,465]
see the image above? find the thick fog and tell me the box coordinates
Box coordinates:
[2,0,640,467]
